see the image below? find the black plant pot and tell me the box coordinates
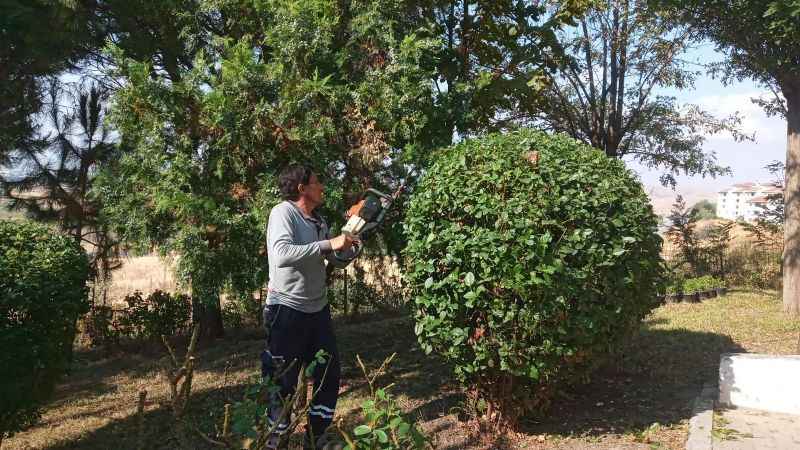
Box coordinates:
[716,287,727,296]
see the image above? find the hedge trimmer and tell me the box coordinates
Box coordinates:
[332,185,406,263]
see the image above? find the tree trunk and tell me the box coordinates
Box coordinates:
[192,290,225,340]
[782,84,800,315]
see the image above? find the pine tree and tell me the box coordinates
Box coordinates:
[2,79,121,283]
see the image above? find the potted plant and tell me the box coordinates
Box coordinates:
[700,276,715,298]
[684,278,701,302]
[666,279,684,303]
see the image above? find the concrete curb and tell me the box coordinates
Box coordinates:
[686,383,716,450]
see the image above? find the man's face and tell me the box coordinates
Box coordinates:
[298,173,324,206]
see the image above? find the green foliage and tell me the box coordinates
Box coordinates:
[403,129,664,427]
[338,354,429,449]
[207,350,330,447]
[0,220,90,439]
[221,296,263,330]
[95,0,442,336]
[118,290,191,340]
[423,0,590,138]
[658,0,800,101]
[691,200,717,220]
[665,278,684,295]
[341,388,428,450]
[666,195,704,276]
[724,244,783,290]
[682,276,724,293]
[83,305,122,348]
[2,78,122,282]
[328,265,406,317]
[539,0,742,188]
[0,0,98,166]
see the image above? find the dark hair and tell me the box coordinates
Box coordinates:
[278,165,314,201]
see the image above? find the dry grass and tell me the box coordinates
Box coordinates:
[0,197,25,221]
[101,255,179,306]
[4,290,799,450]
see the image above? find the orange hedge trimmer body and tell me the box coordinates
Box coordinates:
[333,186,405,262]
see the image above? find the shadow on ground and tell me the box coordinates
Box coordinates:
[517,326,745,442]
[8,311,745,450]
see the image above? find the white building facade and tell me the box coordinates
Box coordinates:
[717,182,783,222]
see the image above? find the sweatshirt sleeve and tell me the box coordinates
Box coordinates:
[325,248,356,269]
[267,206,327,268]
[323,225,356,269]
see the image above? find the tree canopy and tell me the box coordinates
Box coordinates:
[0,0,99,164]
[656,0,800,313]
[530,0,749,187]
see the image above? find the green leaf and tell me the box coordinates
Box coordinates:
[374,429,389,443]
[464,272,475,286]
[397,422,410,437]
[353,425,372,436]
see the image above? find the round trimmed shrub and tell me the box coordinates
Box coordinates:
[403,129,664,427]
[0,221,90,439]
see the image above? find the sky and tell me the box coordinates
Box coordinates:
[624,44,787,203]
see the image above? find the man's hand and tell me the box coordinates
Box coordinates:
[329,233,359,251]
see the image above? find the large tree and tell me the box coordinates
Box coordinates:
[528,0,748,187]
[95,0,441,338]
[1,79,121,283]
[0,0,99,164]
[418,0,590,141]
[658,0,800,313]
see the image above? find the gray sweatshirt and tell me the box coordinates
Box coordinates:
[266,201,353,313]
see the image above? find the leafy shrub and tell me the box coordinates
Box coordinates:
[221,295,263,329]
[84,304,122,347]
[0,221,90,439]
[404,129,664,428]
[725,244,782,289]
[221,301,245,329]
[682,276,724,293]
[118,290,191,339]
[665,279,685,295]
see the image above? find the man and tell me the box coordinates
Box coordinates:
[262,165,357,450]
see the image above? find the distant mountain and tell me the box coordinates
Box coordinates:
[645,185,719,216]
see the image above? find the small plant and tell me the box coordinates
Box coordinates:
[221,301,245,330]
[84,304,122,348]
[161,347,331,449]
[664,273,685,295]
[666,196,704,276]
[118,290,191,339]
[337,354,430,450]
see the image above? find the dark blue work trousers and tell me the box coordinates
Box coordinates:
[261,303,340,438]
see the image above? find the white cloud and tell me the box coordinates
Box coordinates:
[693,92,785,145]
[629,88,787,198]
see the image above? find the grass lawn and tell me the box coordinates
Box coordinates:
[0,198,24,221]
[5,290,799,450]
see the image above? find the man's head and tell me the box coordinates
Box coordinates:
[278,164,324,207]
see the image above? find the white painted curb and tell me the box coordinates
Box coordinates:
[719,353,800,415]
